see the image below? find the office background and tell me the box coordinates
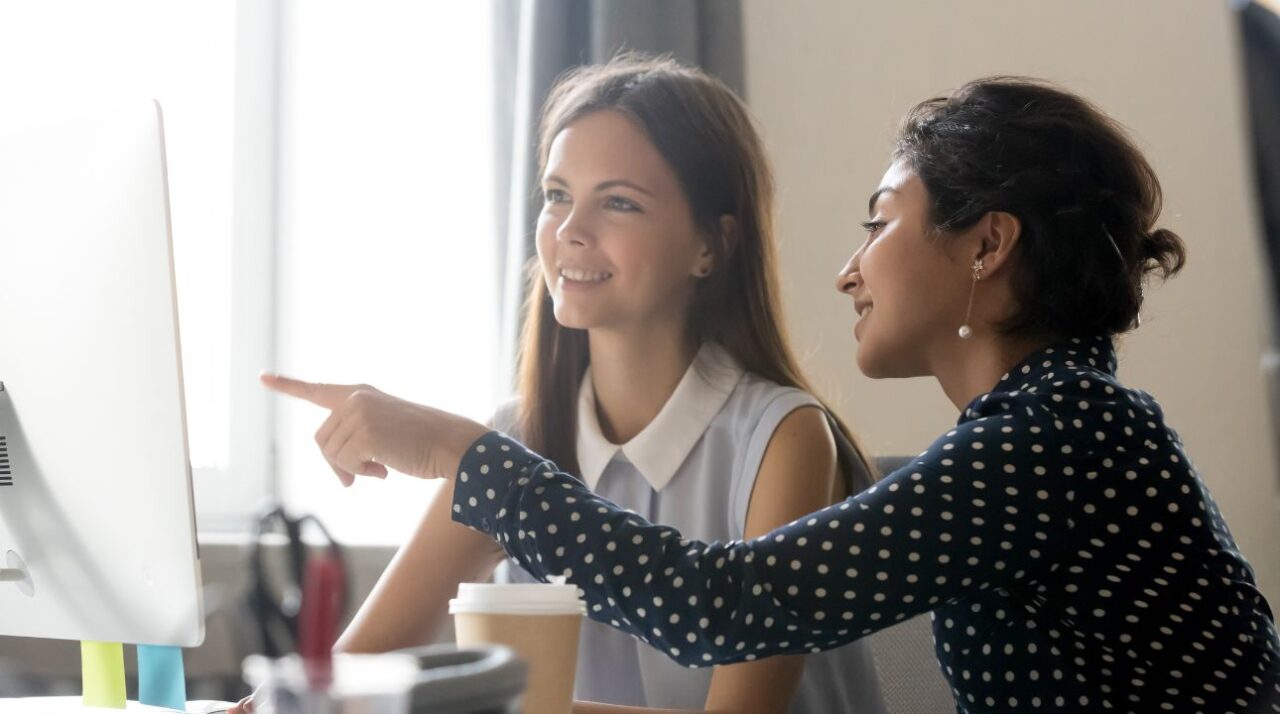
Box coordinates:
[0,0,1277,702]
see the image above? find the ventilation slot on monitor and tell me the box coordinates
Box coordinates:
[0,435,10,486]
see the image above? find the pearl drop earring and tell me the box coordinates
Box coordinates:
[958,259,983,339]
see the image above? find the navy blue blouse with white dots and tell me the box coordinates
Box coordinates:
[452,336,1280,713]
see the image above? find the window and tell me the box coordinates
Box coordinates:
[0,2,260,521]
[274,1,499,544]
[0,1,502,542]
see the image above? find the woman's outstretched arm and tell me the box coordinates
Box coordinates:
[451,398,1064,667]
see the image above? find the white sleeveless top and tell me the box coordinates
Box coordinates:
[494,343,887,713]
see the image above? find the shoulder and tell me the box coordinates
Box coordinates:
[487,397,522,438]
[716,371,832,466]
[992,351,1169,460]
[724,372,821,427]
[913,353,1180,498]
[731,370,813,405]
[759,405,839,466]
[730,372,872,491]
[742,405,840,537]
[718,372,840,531]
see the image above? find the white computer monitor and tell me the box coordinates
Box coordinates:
[0,100,204,647]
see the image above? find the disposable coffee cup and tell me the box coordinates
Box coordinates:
[449,579,585,714]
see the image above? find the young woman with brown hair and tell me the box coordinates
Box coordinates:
[254,55,886,714]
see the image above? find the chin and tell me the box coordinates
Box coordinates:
[855,337,922,380]
[552,311,592,331]
[855,347,890,379]
[550,303,601,331]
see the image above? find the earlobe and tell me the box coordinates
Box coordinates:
[692,242,715,278]
[691,242,714,278]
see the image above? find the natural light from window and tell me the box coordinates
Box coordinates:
[274,1,499,544]
[0,2,236,473]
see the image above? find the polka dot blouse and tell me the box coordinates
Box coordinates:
[452,336,1280,713]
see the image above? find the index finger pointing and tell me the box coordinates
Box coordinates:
[260,372,354,410]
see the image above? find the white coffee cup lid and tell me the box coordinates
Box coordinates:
[449,578,586,616]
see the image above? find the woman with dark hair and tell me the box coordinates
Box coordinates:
[268,77,1280,713]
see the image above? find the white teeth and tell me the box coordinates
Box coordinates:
[560,268,613,283]
[857,305,872,318]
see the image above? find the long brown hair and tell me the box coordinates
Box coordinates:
[515,53,873,487]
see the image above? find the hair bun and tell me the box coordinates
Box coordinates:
[1139,227,1187,279]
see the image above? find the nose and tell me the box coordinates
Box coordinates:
[835,248,862,296]
[556,207,592,247]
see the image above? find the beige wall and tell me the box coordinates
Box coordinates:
[744,0,1280,602]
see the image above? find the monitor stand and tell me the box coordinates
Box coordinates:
[0,565,230,712]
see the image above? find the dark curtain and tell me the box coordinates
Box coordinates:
[1239,1,1280,333]
[1237,0,1280,490]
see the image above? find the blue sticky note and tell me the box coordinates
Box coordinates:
[137,645,187,711]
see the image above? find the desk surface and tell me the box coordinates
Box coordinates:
[0,697,234,713]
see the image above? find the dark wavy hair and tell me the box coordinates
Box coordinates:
[895,76,1188,338]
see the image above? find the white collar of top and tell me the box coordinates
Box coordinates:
[576,341,745,492]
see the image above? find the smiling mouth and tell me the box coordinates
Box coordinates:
[559,267,613,283]
[857,304,873,318]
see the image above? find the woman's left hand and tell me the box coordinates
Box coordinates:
[261,373,489,487]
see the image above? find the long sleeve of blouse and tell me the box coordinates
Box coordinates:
[452,337,1280,713]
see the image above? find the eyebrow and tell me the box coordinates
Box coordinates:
[543,175,655,198]
[868,187,897,216]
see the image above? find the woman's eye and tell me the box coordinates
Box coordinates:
[604,196,641,213]
[860,220,885,236]
[544,188,570,204]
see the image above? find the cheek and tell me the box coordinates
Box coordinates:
[611,240,660,278]
[606,227,670,280]
[535,208,559,246]
[641,220,702,276]
[861,243,897,304]
[864,244,926,326]
[535,216,558,266]
[883,259,961,336]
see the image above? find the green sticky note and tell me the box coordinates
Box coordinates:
[138,645,187,711]
[81,641,126,709]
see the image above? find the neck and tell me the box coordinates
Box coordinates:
[932,332,1056,412]
[587,324,699,444]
